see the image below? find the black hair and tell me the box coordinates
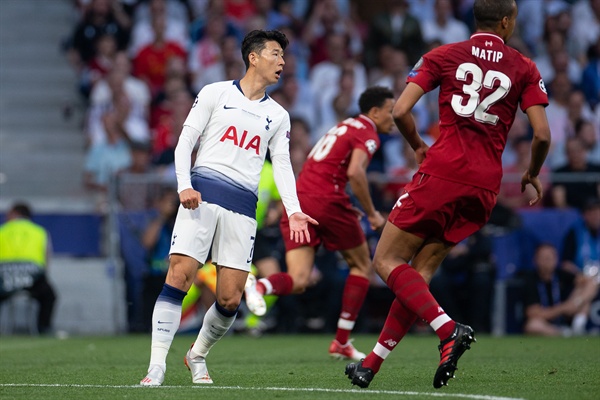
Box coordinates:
[358,86,394,114]
[10,202,32,219]
[241,30,289,70]
[473,0,516,30]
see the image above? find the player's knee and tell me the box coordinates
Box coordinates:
[217,295,241,312]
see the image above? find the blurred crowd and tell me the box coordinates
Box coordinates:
[63,0,600,213]
[60,0,600,335]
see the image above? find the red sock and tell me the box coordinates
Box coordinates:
[335,274,370,345]
[258,273,294,296]
[363,298,417,373]
[387,264,455,340]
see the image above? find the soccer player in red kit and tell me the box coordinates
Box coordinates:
[245,86,395,360]
[346,0,551,389]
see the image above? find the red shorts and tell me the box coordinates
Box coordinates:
[280,194,365,252]
[388,173,496,245]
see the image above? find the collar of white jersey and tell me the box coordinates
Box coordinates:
[470,32,504,44]
[233,80,270,102]
[358,114,377,131]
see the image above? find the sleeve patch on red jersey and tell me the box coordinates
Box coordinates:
[365,139,378,154]
[413,57,424,70]
[539,79,547,94]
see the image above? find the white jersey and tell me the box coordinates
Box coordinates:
[175,80,301,219]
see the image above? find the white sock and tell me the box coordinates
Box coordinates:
[259,278,273,295]
[149,300,182,370]
[191,303,237,358]
[572,313,588,335]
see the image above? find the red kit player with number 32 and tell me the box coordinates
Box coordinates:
[345,0,551,390]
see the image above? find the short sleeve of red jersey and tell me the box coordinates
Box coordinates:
[406,46,446,93]
[351,127,380,160]
[519,59,549,112]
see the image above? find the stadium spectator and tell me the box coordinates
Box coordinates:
[269,72,315,132]
[117,140,159,210]
[365,0,425,67]
[151,88,195,166]
[561,198,600,278]
[406,0,436,23]
[189,0,243,43]
[574,118,600,164]
[522,243,598,336]
[570,0,600,58]
[581,37,600,109]
[309,33,367,142]
[89,52,151,121]
[128,0,190,58]
[0,203,57,335]
[421,0,471,45]
[534,31,582,86]
[551,137,600,211]
[346,0,551,390]
[83,108,133,192]
[187,15,230,92]
[368,46,410,88]
[253,0,291,31]
[66,0,131,70]
[303,0,363,67]
[245,86,395,361]
[515,0,564,56]
[80,33,119,98]
[545,72,574,169]
[132,12,187,97]
[86,57,151,146]
[139,29,317,386]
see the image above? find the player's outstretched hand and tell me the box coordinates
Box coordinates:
[520,170,543,206]
[179,188,202,210]
[288,212,319,244]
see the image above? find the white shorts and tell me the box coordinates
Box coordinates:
[169,202,257,272]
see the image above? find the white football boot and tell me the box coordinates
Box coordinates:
[140,365,165,386]
[184,348,213,384]
[244,274,267,316]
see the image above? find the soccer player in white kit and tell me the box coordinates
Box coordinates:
[140,30,318,386]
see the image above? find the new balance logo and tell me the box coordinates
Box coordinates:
[223,105,238,110]
[485,41,493,46]
[384,339,398,347]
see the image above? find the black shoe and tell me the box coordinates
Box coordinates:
[433,323,476,389]
[345,360,374,388]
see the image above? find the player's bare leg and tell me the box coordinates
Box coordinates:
[186,266,247,384]
[141,254,199,386]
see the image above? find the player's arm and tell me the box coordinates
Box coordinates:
[175,86,217,209]
[270,116,318,243]
[392,82,429,164]
[347,148,384,230]
[522,105,551,206]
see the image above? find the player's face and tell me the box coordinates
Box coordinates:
[255,40,285,85]
[374,98,396,134]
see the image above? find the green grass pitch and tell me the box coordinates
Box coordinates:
[0,333,598,400]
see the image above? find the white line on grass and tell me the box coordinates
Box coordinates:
[0,383,525,400]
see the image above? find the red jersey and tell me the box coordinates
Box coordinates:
[297,115,380,197]
[407,32,548,193]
